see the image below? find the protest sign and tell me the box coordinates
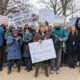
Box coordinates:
[29,39,56,63]
[13,12,23,27]
[69,18,77,26]
[53,15,65,24]
[9,10,38,27]
[39,9,54,23]
[0,15,8,25]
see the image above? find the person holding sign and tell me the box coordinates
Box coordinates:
[50,23,68,74]
[33,24,50,77]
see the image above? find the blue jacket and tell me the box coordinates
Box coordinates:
[0,27,4,46]
[51,27,68,48]
[7,35,21,60]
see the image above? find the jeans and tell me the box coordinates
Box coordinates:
[25,57,32,70]
[8,59,21,70]
[51,48,62,71]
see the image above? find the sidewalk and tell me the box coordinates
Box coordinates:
[0,67,80,80]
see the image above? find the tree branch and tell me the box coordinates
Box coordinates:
[66,8,80,17]
[58,10,63,15]
[56,6,62,12]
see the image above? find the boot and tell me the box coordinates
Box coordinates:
[17,68,21,73]
[0,65,3,71]
[0,67,3,71]
[8,69,11,74]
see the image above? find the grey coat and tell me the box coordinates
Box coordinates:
[23,34,33,57]
[23,45,30,57]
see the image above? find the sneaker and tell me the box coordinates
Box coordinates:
[50,70,54,74]
[24,67,27,70]
[27,69,32,72]
[56,70,60,74]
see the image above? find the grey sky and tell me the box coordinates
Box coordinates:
[28,0,45,9]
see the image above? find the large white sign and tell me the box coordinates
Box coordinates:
[29,39,56,63]
[0,15,8,25]
[39,9,54,23]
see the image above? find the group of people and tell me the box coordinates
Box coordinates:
[0,18,80,76]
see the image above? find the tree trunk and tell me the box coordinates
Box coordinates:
[0,0,9,15]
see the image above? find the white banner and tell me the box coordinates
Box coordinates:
[39,9,54,23]
[9,11,38,27]
[29,39,56,63]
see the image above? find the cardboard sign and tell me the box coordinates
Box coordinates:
[29,39,56,63]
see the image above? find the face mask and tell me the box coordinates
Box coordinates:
[55,27,60,30]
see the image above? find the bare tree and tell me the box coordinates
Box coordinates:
[66,0,80,17]
[40,0,80,18]
[0,0,9,15]
[40,0,62,15]
[13,0,30,10]
[0,0,31,15]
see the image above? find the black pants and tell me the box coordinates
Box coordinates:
[35,61,49,77]
[0,46,4,69]
[8,59,21,70]
[61,48,68,65]
[21,45,25,66]
[68,46,77,68]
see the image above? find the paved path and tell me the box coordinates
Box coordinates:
[0,67,80,80]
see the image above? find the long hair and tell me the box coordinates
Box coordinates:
[75,18,80,32]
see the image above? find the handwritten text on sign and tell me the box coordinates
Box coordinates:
[39,9,54,23]
[29,39,56,63]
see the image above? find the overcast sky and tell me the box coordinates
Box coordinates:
[28,0,43,9]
